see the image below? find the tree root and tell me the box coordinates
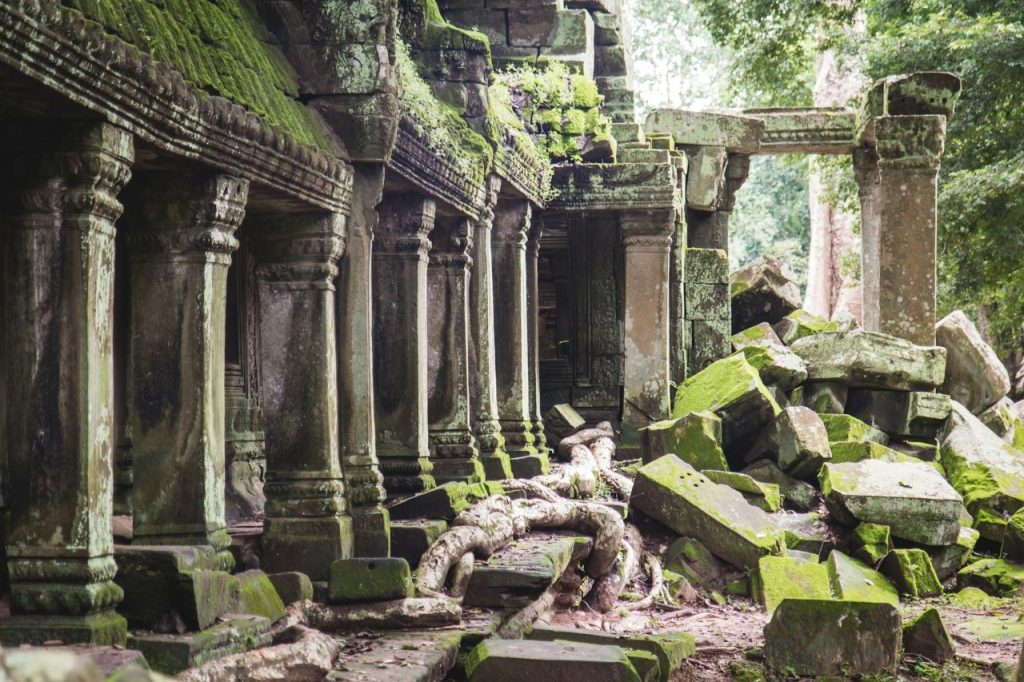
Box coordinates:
[582,523,643,613]
[534,444,599,497]
[513,498,624,578]
[176,624,338,682]
[625,552,664,611]
[590,436,633,500]
[502,478,563,502]
[556,422,615,460]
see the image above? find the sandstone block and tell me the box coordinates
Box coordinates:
[826,550,900,605]
[936,310,1010,413]
[268,572,313,605]
[928,526,980,580]
[772,309,840,345]
[526,626,695,682]
[663,536,732,591]
[820,413,889,445]
[236,569,286,622]
[127,615,271,675]
[465,639,642,682]
[742,460,821,511]
[957,558,1024,597]
[545,403,586,442]
[747,406,831,479]
[641,411,727,470]
[792,381,848,413]
[391,519,448,569]
[1002,509,1024,560]
[774,511,836,555]
[980,396,1024,449]
[328,558,413,604]
[849,523,893,566]
[388,481,493,520]
[729,257,802,333]
[703,470,781,512]
[903,608,955,664]
[754,552,832,613]
[739,344,808,391]
[820,460,963,545]
[790,330,946,391]
[731,322,784,349]
[846,389,951,439]
[880,549,943,598]
[631,455,786,569]
[684,247,729,284]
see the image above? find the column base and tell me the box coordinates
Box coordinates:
[130,528,236,572]
[509,452,551,478]
[531,420,550,456]
[431,458,486,486]
[497,419,537,458]
[0,611,127,646]
[480,452,514,480]
[378,456,436,497]
[262,515,353,582]
[350,506,392,558]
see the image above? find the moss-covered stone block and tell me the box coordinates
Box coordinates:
[526,625,695,682]
[772,309,840,345]
[880,549,942,598]
[741,459,821,511]
[826,550,899,605]
[465,638,643,681]
[748,406,831,480]
[849,523,893,566]
[388,481,493,521]
[739,344,808,392]
[641,411,727,470]
[391,519,449,569]
[790,330,946,391]
[703,470,781,512]
[127,614,271,675]
[928,525,980,580]
[1002,508,1024,560]
[846,389,952,439]
[754,552,832,613]
[903,607,955,664]
[774,511,835,555]
[820,413,889,445]
[732,322,784,350]
[793,381,847,414]
[236,570,286,622]
[267,571,313,605]
[631,455,786,570]
[730,256,802,333]
[328,558,413,604]
[957,558,1024,597]
[663,536,730,590]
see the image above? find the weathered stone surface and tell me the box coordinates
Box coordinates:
[730,257,802,333]
[747,406,831,480]
[790,330,946,391]
[732,322,785,350]
[527,626,695,682]
[903,607,955,664]
[663,537,732,591]
[793,381,848,413]
[755,552,832,613]
[739,344,808,391]
[391,519,449,569]
[772,309,841,345]
[464,534,589,608]
[631,455,786,569]
[889,440,939,461]
[828,440,924,466]
[1003,509,1024,560]
[957,558,1024,597]
[928,526,980,580]
[820,460,963,545]
[773,511,834,555]
[880,549,942,598]
[671,354,780,452]
[465,638,642,682]
[268,572,314,605]
[820,413,889,445]
[545,404,586,442]
[388,482,492,521]
[642,411,728,470]
[940,401,1024,540]
[329,558,413,604]
[127,615,271,675]
[742,460,821,511]
[764,599,901,677]
[646,109,764,153]
[846,389,951,439]
[980,397,1024,449]
[936,310,1011,413]
[236,570,286,622]
[849,523,893,566]
[703,471,781,512]
[826,550,900,605]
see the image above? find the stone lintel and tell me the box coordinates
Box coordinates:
[547,162,678,213]
[645,109,765,154]
[742,107,857,154]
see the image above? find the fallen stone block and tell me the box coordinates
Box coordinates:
[821,414,889,447]
[889,439,939,461]
[936,310,1011,413]
[268,571,313,605]
[792,380,847,413]
[828,440,910,465]
[764,599,901,677]
[465,638,643,682]
[957,558,1024,597]
[820,460,963,545]
[388,481,493,521]
[641,411,728,470]
[545,403,586,442]
[526,626,695,682]
[464,534,590,608]
[671,354,780,452]
[128,614,271,675]
[941,401,1024,540]
[772,309,840,345]
[236,569,286,622]
[703,470,781,512]
[729,256,802,332]
[903,608,955,664]
[1003,508,1024,560]
[791,330,946,391]
[980,396,1024,450]
[731,322,784,350]
[846,389,952,439]
[742,460,821,511]
[826,550,900,605]
[754,552,832,613]
[739,344,808,391]
[631,455,786,569]
[880,549,943,598]
[391,519,449,569]
[328,558,413,604]
[849,523,893,566]
[928,525,980,580]
[773,511,836,555]
[746,406,831,480]
[663,536,732,591]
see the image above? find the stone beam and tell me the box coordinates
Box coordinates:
[547,162,678,214]
[742,107,857,154]
[645,109,764,154]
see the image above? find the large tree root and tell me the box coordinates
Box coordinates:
[624,552,665,611]
[513,498,623,578]
[534,444,599,498]
[176,625,337,682]
[556,422,615,459]
[590,436,633,500]
[582,523,643,613]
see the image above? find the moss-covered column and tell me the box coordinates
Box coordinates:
[853,146,882,333]
[620,210,675,443]
[249,212,352,580]
[373,194,435,494]
[0,122,133,645]
[685,152,750,252]
[871,115,947,345]
[338,164,389,557]
[526,216,550,457]
[427,217,484,485]
[124,172,247,570]
[492,199,548,477]
[470,177,512,480]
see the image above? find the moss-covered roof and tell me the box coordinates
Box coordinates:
[61,0,339,152]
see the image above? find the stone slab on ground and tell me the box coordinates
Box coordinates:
[329,558,413,604]
[764,599,901,677]
[24,646,149,677]
[631,455,786,569]
[846,389,952,439]
[819,459,963,545]
[127,614,271,675]
[465,638,642,682]
[937,310,1011,414]
[957,558,1024,597]
[903,607,955,664]
[526,626,695,682]
[790,330,946,391]
[464,533,592,608]
[391,519,449,569]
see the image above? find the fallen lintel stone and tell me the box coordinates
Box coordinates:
[846,389,951,439]
[631,455,786,569]
[790,330,946,391]
[903,607,955,664]
[820,460,963,545]
[465,638,643,682]
[936,310,1011,414]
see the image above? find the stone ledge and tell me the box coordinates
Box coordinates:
[547,162,678,212]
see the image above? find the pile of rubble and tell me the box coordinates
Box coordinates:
[631,262,1024,677]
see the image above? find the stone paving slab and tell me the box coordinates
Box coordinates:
[464,533,592,608]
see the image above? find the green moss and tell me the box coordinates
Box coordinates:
[643,412,728,472]
[820,414,887,444]
[755,554,833,613]
[849,523,893,566]
[703,470,781,512]
[236,570,286,622]
[957,557,1024,597]
[671,354,779,420]
[880,549,942,598]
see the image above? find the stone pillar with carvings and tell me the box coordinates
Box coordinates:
[0,122,133,645]
[853,146,882,333]
[427,217,485,485]
[469,177,512,480]
[526,216,550,457]
[250,212,352,580]
[124,171,247,571]
[338,165,389,556]
[620,210,676,444]
[373,194,435,494]
[492,199,548,477]
[868,115,947,345]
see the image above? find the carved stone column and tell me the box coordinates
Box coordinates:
[620,210,676,444]
[526,216,550,457]
[685,152,750,252]
[870,115,947,345]
[250,212,352,580]
[427,217,484,484]
[469,177,512,480]
[1,122,133,645]
[492,199,548,477]
[125,172,247,570]
[373,194,435,494]
[338,164,389,557]
[853,146,882,333]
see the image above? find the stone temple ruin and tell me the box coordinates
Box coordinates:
[0,0,1021,680]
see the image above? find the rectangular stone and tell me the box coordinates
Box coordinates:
[684,248,728,284]
[683,147,727,210]
[329,558,413,604]
[127,615,271,675]
[466,639,642,682]
[630,455,786,569]
[684,282,728,321]
[464,534,590,607]
[390,519,449,569]
[846,389,952,439]
[544,403,586,442]
[790,330,946,391]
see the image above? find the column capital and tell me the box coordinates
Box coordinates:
[430,216,474,267]
[874,115,947,171]
[852,145,881,195]
[377,193,434,256]
[249,212,347,285]
[620,209,676,249]
[492,197,531,248]
[124,172,248,256]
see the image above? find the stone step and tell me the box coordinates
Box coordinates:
[127,614,271,675]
